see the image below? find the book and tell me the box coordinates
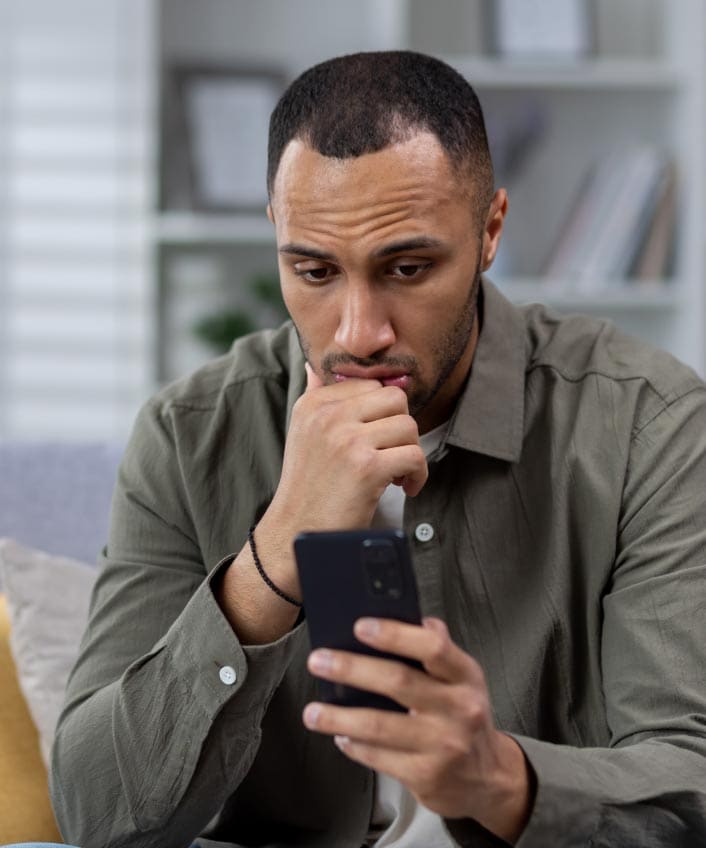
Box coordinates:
[543,150,626,284]
[630,162,677,281]
[543,146,673,289]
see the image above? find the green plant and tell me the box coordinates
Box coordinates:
[192,272,288,354]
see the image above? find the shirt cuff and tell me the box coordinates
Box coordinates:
[162,553,308,722]
[509,734,601,847]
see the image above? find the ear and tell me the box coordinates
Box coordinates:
[266,203,275,224]
[480,188,508,272]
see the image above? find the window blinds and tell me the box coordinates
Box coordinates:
[0,0,155,439]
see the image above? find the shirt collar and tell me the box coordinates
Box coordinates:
[444,277,526,463]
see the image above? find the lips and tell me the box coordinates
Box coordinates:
[333,368,410,389]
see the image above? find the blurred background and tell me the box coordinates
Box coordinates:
[0,0,704,442]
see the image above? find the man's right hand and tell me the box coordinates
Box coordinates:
[216,361,428,644]
[270,362,428,531]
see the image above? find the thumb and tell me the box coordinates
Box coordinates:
[305,361,324,391]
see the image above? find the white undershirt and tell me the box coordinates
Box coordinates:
[366,422,455,848]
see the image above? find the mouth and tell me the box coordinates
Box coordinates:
[333,368,411,389]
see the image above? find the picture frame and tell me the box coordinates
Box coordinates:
[175,65,284,212]
[489,0,595,60]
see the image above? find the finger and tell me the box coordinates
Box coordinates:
[307,647,443,712]
[305,361,324,391]
[331,736,427,792]
[363,414,420,450]
[312,383,408,423]
[401,470,426,498]
[378,445,428,496]
[303,372,383,402]
[353,617,483,685]
[357,385,410,423]
[302,701,429,752]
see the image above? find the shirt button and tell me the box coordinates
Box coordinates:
[414,522,435,543]
[219,665,237,685]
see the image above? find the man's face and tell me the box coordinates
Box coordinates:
[268,132,506,433]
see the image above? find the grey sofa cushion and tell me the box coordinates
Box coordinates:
[0,537,97,767]
[0,442,122,573]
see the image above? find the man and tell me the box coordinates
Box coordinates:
[51,51,706,847]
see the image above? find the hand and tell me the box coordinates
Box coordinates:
[302,617,533,843]
[274,363,428,528]
[217,364,427,643]
[257,364,428,591]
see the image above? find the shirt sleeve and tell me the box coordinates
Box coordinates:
[459,386,706,847]
[446,388,706,848]
[50,398,307,847]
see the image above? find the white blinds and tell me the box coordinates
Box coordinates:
[0,0,155,439]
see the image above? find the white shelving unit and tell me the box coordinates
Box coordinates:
[154,0,705,381]
[1,0,702,439]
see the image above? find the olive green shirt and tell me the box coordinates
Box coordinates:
[51,279,706,847]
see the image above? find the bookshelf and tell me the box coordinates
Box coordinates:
[154,0,706,382]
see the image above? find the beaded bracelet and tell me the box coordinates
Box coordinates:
[248,525,303,608]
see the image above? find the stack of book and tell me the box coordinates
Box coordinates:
[543,146,677,289]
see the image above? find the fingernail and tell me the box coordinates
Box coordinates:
[334,734,350,751]
[355,618,380,639]
[308,649,334,673]
[303,703,321,728]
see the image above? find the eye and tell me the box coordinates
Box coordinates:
[389,261,431,280]
[293,263,334,284]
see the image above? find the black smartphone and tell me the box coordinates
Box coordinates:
[294,528,423,712]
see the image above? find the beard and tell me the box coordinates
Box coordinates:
[294,261,482,423]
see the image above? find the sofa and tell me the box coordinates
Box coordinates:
[0,442,123,845]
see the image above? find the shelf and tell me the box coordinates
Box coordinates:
[154,212,275,245]
[494,278,682,310]
[443,57,683,90]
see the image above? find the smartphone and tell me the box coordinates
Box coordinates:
[294,528,423,712]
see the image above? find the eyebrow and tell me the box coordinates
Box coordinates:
[279,243,335,262]
[278,236,447,262]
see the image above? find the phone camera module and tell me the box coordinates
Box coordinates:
[362,539,404,600]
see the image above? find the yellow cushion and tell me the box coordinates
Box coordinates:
[0,593,63,843]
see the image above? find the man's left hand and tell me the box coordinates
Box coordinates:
[303,617,534,844]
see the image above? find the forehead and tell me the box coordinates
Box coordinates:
[270,133,474,245]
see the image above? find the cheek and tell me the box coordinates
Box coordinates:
[281,282,334,345]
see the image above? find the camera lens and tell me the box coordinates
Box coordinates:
[362,539,404,599]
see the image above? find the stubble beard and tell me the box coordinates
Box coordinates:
[406,264,481,420]
[293,263,482,424]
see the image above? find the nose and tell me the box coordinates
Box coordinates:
[334,281,396,359]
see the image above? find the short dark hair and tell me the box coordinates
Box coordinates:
[267,50,494,208]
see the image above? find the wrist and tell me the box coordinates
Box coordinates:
[248,525,303,608]
[477,733,535,844]
[253,509,302,600]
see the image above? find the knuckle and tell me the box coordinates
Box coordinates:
[438,727,472,758]
[336,652,354,677]
[367,710,386,739]
[427,631,450,665]
[352,445,379,480]
[401,417,420,442]
[390,663,413,692]
[316,400,339,430]
[458,692,486,730]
